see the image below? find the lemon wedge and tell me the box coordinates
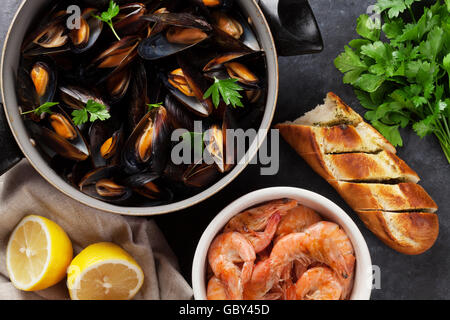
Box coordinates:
[6,215,73,291]
[67,242,144,300]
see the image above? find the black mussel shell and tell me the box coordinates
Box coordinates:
[89,121,124,167]
[127,62,149,130]
[182,159,220,188]
[25,113,90,162]
[105,68,132,103]
[70,8,103,54]
[122,107,171,175]
[83,36,141,85]
[138,13,212,60]
[79,166,132,204]
[59,86,109,110]
[165,94,195,131]
[115,3,149,37]
[22,13,70,57]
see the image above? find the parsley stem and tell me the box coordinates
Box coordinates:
[20,110,35,115]
[108,22,121,41]
[408,6,417,24]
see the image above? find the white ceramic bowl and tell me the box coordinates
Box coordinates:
[192,187,373,300]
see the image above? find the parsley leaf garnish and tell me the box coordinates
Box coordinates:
[203,78,244,108]
[93,0,121,41]
[147,102,163,111]
[21,102,59,116]
[71,100,111,126]
[335,0,450,163]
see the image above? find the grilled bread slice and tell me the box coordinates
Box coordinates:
[356,211,439,255]
[331,182,438,212]
[300,150,419,183]
[276,92,439,255]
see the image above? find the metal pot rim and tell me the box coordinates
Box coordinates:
[1,0,279,216]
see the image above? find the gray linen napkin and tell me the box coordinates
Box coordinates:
[0,160,193,300]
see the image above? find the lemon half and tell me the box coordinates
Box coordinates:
[67,242,144,300]
[6,215,73,291]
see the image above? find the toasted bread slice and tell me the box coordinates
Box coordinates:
[356,211,439,255]
[331,182,438,212]
[276,122,396,155]
[299,150,420,183]
[291,92,363,127]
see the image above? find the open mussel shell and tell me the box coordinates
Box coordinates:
[122,107,171,175]
[115,3,148,37]
[79,166,133,204]
[16,59,57,119]
[89,121,124,167]
[182,158,220,188]
[138,13,212,60]
[162,52,214,118]
[25,109,90,162]
[70,8,103,54]
[204,124,225,173]
[83,36,141,85]
[122,171,173,203]
[203,50,262,72]
[204,62,260,90]
[59,86,110,111]
[22,12,70,57]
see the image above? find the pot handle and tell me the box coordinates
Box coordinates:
[257,0,323,56]
[0,103,23,175]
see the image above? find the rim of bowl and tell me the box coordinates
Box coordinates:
[0,0,279,216]
[192,187,373,300]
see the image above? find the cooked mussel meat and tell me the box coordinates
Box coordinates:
[22,14,70,56]
[84,36,141,84]
[211,11,243,40]
[70,8,103,53]
[138,13,212,60]
[49,113,77,140]
[204,124,225,173]
[123,107,171,175]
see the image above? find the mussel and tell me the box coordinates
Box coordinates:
[79,166,132,203]
[105,68,132,103]
[138,13,212,60]
[22,12,70,56]
[17,60,57,118]
[89,121,124,167]
[70,8,103,54]
[114,3,149,37]
[204,124,225,173]
[25,108,90,161]
[122,107,171,175]
[127,63,149,130]
[182,158,220,188]
[83,36,141,84]
[59,86,109,111]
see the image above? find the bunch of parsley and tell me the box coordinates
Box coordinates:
[335,0,450,163]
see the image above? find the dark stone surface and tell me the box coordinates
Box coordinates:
[155,0,450,300]
[0,0,448,299]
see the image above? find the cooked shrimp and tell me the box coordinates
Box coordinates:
[224,199,297,233]
[295,267,343,300]
[208,232,256,300]
[269,222,355,299]
[242,213,281,253]
[244,259,279,300]
[303,221,355,298]
[274,205,322,242]
[207,277,228,300]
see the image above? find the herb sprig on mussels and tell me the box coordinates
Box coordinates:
[204,77,244,108]
[334,0,450,163]
[93,0,121,41]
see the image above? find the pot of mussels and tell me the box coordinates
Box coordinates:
[0,0,322,215]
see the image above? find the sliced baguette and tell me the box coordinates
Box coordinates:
[356,211,439,255]
[331,182,438,212]
[276,92,439,255]
[292,92,363,127]
[299,150,419,183]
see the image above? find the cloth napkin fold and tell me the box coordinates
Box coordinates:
[0,160,193,300]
